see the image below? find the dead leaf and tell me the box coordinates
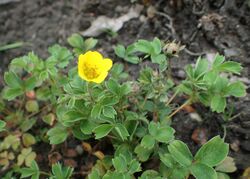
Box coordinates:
[216,156,237,173]
[230,139,240,152]
[64,159,77,168]
[82,5,143,36]
[242,167,250,179]
[82,142,92,153]
[48,152,62,166]
[93,151,105,160]
[191,128,207,145]
[183,105,196,113]
[65,149,78,158]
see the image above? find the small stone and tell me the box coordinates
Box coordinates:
[76,145,83,155]
[230,140,240,152]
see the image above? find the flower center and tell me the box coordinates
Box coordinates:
[83,63,100,79]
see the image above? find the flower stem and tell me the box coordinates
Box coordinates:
[86,82,94,103]
[166,89,179,106]
[167,99,192,119]
[40,171,50,176]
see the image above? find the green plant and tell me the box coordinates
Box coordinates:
[19,161,73,179]
[0,33,245,178]
[0,42,24,52]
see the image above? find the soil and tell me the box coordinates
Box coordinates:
[0,0,250,178]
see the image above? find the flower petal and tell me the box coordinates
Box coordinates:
[85,51,103,63]
[91,71,108,84]
[101,58,113,71]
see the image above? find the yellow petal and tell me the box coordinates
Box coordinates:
[85,51,103,64]
[101,58,113,71]
[78,55,88,81]
[91,71,108,83]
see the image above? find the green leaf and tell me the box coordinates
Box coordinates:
[151,54,166,68]
[225,82,246,97]
[120,83,132,96]
[159,153,175,168]
[4,71,22,88]
[106,79,120,95]
[134,145,153,162]
[148,122,175,143]
[42,113,55,126]
[17,147,36,167]
[168,140,193,167]
[125,56,140,64]
[24,76,37,91]
[167,166,189,179]
[0,120,6,132]
[139,170,162,179]
[63,110,85,123]
[102,106,117,119]
[154,126,175,143]
[51,163,74,179]
[20,161,40,179]
[48,44,73,68]
[114,45,126,58]
[112,154,127,173]
[84,38,98,51]
[100,96,119,106]
[93,124,113,139]
[67,33,84,49]
[36,87,51,101]
[141,135,155,149]
[210,95,226,113]
[80,120,96,135]
[20,118,36,132]
[203,71,217,85]
[72,126,91,140]
[47,125,68,144]
[190,163,217,179]
[151,37,162,54]
[194,136,229,167]
[3,87,23,100]
[213,76,229,92]
[136,40,152,54]
[91,104,103,118]
[10,57,27,69]
[114,123,130,141]
[212,54,225,68]
[22,133,36,147]
[128,159,141,174]
[25,100,39,113]
[218,61,242,74]
[194,58,209,78]
[103,171,130,179]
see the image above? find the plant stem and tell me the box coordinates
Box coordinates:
[86,82,94,103]
[167,99,192,119]
[166,90,179,106]
[140,94,148,110]
[167,57,172,80]
[222,125,227,140]
[40,171,50,176]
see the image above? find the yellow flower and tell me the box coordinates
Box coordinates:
[78,51,113,83]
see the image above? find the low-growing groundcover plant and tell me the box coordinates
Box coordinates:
[0,33,246,179]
